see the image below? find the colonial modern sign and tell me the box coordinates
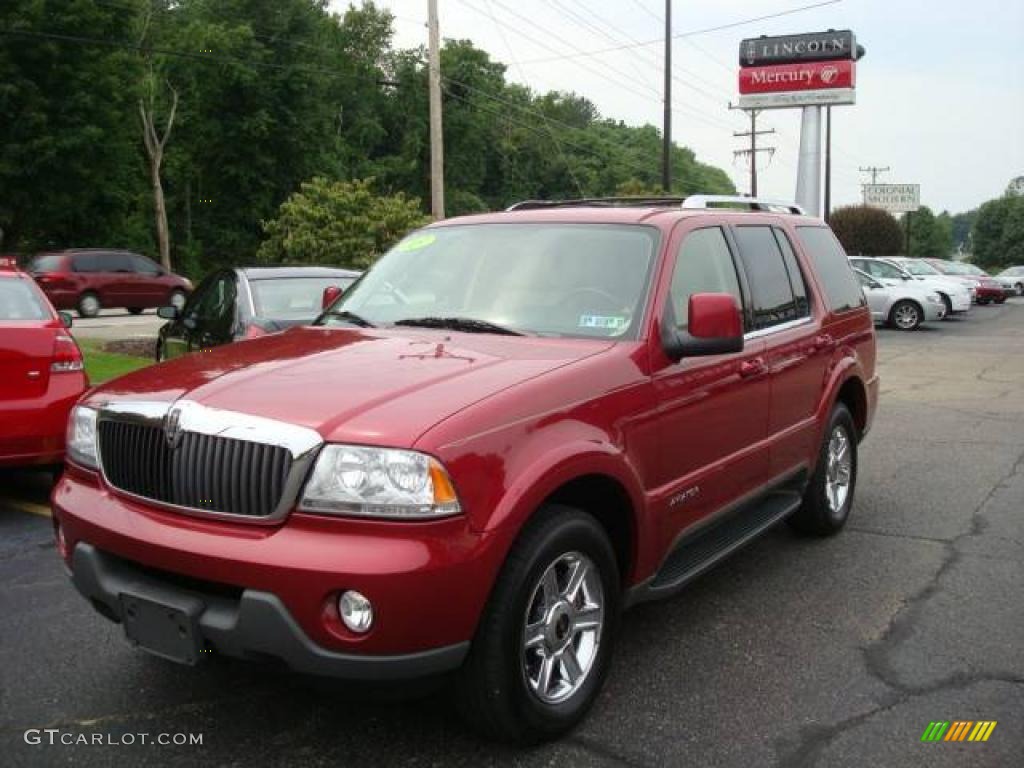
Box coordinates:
[739,30,856,67]
[863,184,921,214]
[737,88,856,110]
[739,60,855,95]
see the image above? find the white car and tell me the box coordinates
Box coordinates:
[998,266,1024,295]
[850,256,972,315]
[853,268,946,331]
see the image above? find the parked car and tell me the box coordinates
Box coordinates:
[155,266,361,361]
[886,256,976,303]
[54,196,878,743]
[959,263,1016,299]
[922,258,1005,304]
[852,268,945,330]
[848,256,971,316]
[997,266,1024,295]
[0,256,88,469]
[28,249,192,318]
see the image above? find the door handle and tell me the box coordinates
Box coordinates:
[739,357,766,378]
[814,334,834,350]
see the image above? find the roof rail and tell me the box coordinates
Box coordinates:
[681,195,806,215]
[506,196,689,211]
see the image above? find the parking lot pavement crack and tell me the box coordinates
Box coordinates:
[772,673,1024,768]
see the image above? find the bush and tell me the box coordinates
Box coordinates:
[829,205,905,256]
[257,177,431,270]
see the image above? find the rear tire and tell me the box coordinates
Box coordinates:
[455,505,620,744]
[789,403,858,537]
[888,300,922,331]
[77,292,101,318]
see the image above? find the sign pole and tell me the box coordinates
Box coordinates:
[662,0,672,192]
[824,106,832,222]
[795,105,822,216]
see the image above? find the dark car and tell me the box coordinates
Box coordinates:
[28,249,192,318]
[155,266,360,361]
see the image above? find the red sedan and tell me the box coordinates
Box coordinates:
[0,257,88,468]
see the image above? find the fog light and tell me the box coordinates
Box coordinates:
[338,590,373,633]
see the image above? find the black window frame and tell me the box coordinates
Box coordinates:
[772,226,812,320]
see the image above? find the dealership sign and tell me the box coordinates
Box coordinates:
[739,60,855,94]
[740,30,856,67]
[863,184,921,214]
[738,88,856,110]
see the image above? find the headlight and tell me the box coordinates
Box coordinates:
[66,406,99,469]
[299,445,461,519]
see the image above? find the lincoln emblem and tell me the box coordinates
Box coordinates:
[164,407,183,449]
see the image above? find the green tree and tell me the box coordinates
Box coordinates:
[828,206,904,256]
[257,177,429,268]
[971,196,1024,269]
[908,206,953,258]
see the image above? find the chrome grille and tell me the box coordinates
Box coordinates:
[98,420,292,518]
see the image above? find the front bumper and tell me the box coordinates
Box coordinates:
[53,470,514,670]
[924,301,946,322]
[70,542,469,680]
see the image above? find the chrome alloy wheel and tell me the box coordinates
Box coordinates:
[893,302,920,330]
[825,425,852,514]
[522,551,604,705]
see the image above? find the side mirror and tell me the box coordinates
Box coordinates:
[322,284,343,309]
[157,305,179,320]
[58,311,73,328]
[662,293,744,362]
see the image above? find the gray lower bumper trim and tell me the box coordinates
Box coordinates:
[71,543,469,681]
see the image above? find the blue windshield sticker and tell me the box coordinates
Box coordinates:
[579,315,628,330]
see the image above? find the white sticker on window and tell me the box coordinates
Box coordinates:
[579,315,628,330]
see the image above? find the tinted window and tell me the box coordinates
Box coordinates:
[103,252,135,272]
[72,253,100,272]
[796,227,865,313]
[734,226,799,330]
[195,273,237,330]
[132,255,161,275]
[29,255,64,273]
[773,228,810,318]
[666,227,742,331]
[0,278,48,320]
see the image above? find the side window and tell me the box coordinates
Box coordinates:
[666,227,742,331]
[72,254,99,273]
[103,252,135,272]
[773,228,810,318]
[873,261,904,280]
[733,226,799,330]
[132,255,160,275]
[196,273,237,331]
[796,227,866,313]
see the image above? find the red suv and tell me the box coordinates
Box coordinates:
[53,197,877,742]
[0,257,88,468]
[29,249,192,317]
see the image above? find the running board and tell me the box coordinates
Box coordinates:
[641,490,803,601]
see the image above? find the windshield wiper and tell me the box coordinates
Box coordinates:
[394,316,524,336]
[320,309,375,328]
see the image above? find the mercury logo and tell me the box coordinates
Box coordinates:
[164,407,183,449]
[820,65,839,85]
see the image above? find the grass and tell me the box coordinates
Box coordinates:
[78,339,152,385]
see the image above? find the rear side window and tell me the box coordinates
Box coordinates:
[0,278,49,320]
[796,227,866,313]
[132,255,161,275]
[733,226,801,330]
[72,253,100,272]
[773,228,810,318]
[29,255,64,272]
[667,227,742,331]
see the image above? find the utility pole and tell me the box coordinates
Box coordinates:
[732,109,775,197]
[661,0,672,192]
[427,0,445,219]
[824,106,832,221]
[858,166,890,185]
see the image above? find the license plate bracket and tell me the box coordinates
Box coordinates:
[119,592,204,665]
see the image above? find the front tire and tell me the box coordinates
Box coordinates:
[789,403,858,536]
[455,505,620,744]
[77,291,101,318]
[889,300,922,331]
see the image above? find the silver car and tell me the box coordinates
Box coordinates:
[853,268,946,331]
[997,266,1024,295]
[854,256,972,314]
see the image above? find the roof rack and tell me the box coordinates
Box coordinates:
[506,197,688,211]
[681,195,806,215]
[505,195,807,215]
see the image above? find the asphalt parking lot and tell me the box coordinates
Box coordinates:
[2,300,1022,767]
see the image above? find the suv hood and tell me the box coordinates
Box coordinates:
[91,326,613,446]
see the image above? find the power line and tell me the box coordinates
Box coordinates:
[859,166,891,185]
[517,1,843,65]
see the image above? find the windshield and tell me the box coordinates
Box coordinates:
[938,262,973,275]
[898,259,940,276]
[318,224,659,339]
[0,278,49,320]
[250,276,357,321]
[962,264,988,276]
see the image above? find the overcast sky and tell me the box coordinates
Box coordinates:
[338,0,1024,214]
